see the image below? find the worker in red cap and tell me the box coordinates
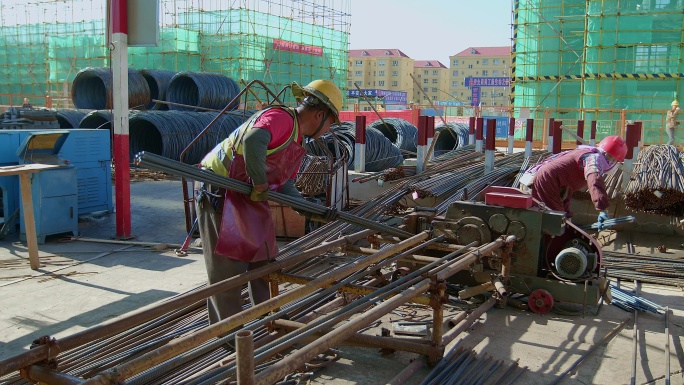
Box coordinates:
[523,136,627,227]
[195,79,342,324]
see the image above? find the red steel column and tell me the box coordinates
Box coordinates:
[111,0,131,238]
[552,120,562,154]
[416,116,428,173]
[354,115,366,172]
[547,117,555,152]
[576,120,585,146]
[590,120,597,146]
[468,116,476,145]
[525,118,534,157]
[484,119,496,172]
[475,117,484,152]
[507,117,515,154]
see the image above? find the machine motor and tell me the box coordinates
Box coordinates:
[553,240,596,280]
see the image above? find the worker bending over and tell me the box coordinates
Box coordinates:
[666,99,680,146]
[527,136,627,226]
[196,80,341,324]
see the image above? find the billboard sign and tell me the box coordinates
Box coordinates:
[347,89,408,105]
[465,77,511,87]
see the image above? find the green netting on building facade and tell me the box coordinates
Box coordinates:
[513,0,684,144]
[0,0,350,108]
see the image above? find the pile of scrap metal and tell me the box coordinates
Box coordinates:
[0,147,610,385]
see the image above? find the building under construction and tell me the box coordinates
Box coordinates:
[513,0,684,144]
[0,0,350,108]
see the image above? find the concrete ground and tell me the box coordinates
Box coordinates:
[0,179,683,384]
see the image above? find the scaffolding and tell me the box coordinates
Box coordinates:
[0,0,350,109]
[513,0,684,144]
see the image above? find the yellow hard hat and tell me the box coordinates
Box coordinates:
[672,100,679,107]
[292,79,342,122]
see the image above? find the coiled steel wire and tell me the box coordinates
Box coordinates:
[433,122,470,156]
[166,71,240,112]
[624,145,684,216]
[306,121,403,172]
[368,118,418,155]
[129,111,251,164]
[140,69,176,110]
[55,109,93,128]
[71,67,151,110]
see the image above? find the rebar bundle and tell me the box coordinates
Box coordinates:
[295,155,329,196]
[603,251,684,287]
[71,67,151,110]
[624,145,684,216]
[419,345,526,385]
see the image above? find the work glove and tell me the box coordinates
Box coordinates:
[597,211,610,231]
[249,186,269,202]
[308,207,338,223]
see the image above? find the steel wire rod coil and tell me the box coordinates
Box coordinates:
[55,109,93,128]
[368,117,418,155]
[306,122,403,172]
[129,111,249,164]
[140,69,177,110]
[305,122,355,167]
[71,67,151,110]
[166,71,241,112]
[624,145,684,216]
[433,122,470,156]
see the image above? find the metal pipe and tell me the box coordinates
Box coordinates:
[385,357,426,385]
[23,365,85,385]
[447,312,468,327]
[435,236,511,281]
[0,229,371,378]
[631,281,640,385]
[492,276,508,297]
[430,282,446,355]
[665,306,671,385]
[82,232,430,385]
[457,282,495,300]
[236,330,254,385]
[441,297,497,346]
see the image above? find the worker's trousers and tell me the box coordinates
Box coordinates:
[666,127,676,145]
[195,183,270,325]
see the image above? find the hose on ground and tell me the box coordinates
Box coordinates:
[166,71,241,112]
[71,67,150,110]
[140,69,177,110]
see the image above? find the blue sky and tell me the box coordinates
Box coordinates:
[349,0,513,65]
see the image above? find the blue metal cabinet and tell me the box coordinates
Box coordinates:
[16,131,79,244]
[0,129,112,236]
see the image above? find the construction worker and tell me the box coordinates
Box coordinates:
[196,79,341,324]
[528,136,627,227]
[666,99,680,145]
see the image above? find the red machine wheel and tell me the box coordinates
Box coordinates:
[528,289,554,314]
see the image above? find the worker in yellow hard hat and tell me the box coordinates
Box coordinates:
[666,99,680,145]
[195,79,342,324]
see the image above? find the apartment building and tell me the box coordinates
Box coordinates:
[412,60,450,104]
[448,46,511,107]
[347,49,414,106]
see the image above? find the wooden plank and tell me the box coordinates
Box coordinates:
[0,164,58,177]
[18,173,41,270]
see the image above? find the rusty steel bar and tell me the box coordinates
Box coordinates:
[458,282,495,300]
[254,278,435,385]
[431,282,446,350]
[236,330,254,385]
[434,236,513,281]
[447,312,468,327]
[0,228,374,378]
[22,365,85,385]
[271,319,436,356]
[81,231,430,385]
[385,357,426,385]
[441,297,497,346]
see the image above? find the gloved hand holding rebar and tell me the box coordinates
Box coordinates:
[308,207,338,223]
[597,211,610,231]
[249,185,269,201]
